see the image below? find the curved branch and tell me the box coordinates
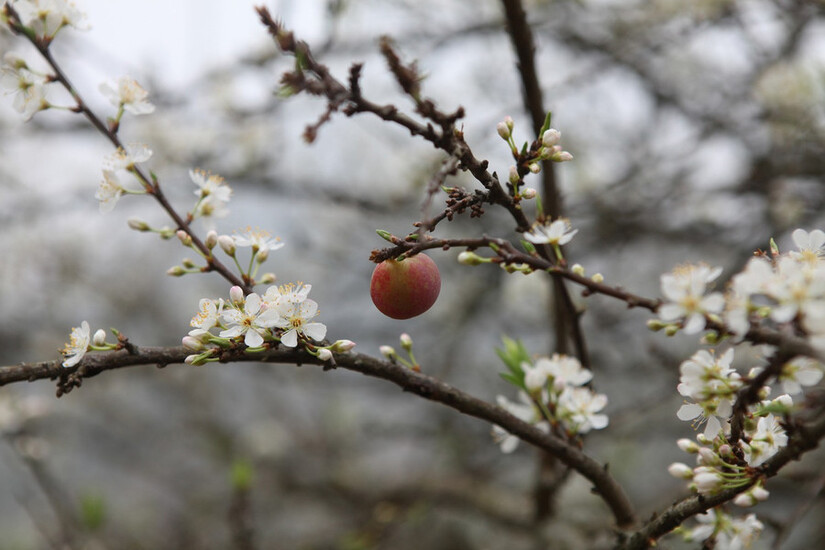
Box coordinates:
[0,345,638,529]
[621,406,825,549]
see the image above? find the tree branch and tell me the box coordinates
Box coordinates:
[0,345,638,529]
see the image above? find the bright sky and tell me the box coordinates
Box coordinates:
[75,0,327,88]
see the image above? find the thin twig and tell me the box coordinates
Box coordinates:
[5,6,249,293]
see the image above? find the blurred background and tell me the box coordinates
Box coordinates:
[1,0,825,548]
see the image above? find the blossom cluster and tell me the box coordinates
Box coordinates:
[1,0,88,119]
[184,283,353,365]
[6,0,87,40]
[657,229,825,343]
[677,509,764,550]
[492,339,608,453]
[0,52,50,119]
[652,231,825,548]
[669,345,814,487]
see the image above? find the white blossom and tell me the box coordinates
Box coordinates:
[190,169,231,222]
[0,61,48,120]
[220,292,281,348]
[61,320,90,367]
[13,0,88,38]
[523,218,577,246]
[190,298,224,331]
[99,77,155,115]
[658,263,724,334]
[232,227,285,253]
[557,387,608,434]
[104,144,153,171]
[275,299,327,347]
[742,414,787,466]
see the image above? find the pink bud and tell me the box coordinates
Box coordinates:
[229,286,244,304]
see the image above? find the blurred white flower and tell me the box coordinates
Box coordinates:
[523,218,577,246]
[95,169,124,212]
[0,62,48,120]
[658,263,724,334]
[232,227,285,253]
[99,77,155,115]
[190,169,231,222]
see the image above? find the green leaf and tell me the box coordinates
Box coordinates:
[80,493,106,532]
[376,229,394,242]
[230,459,254,490]
[521,240,536,254]
[499,372,522,387]
[495,336,532,388]
[539,110,553,137]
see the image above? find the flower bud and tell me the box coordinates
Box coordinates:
[127,217,150,231]
[218,235,236,256]
[256,248,269,263]
[496,121,511,140]
[331,339,356,352]
[667,463,694,480]
[552,150,574,163]
[504,116,514,132]
[528,163,540,174]
[571,263,585,276]
[182,336,205,351]
[205,230,218,250]
[647,319,665,331]
[520,187,536,200]
[92,329,106,346]
[167,266,185,277]
[751,485,769,501]
[229,286,244,304]
[182,258,197,269]
[541,128,561,148]
[159,227,175,240]
[734,492,759,507]
[457,251,486,266]
[380,345,396,359]
[318,348,333,361]
[773,394,793,409]
[509,166,519,185]
[677,438,699,453]
[177,230,192,246]
[591,273,604,283]
[259,273,276,285]
[697,447,718,465]
[400,333,413,351]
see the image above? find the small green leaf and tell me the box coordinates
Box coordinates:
[521,240,536,254]
[80,493,106,532]
[495,336,531,388]
[230,459,254,490]
[376,229,394,242]
[769,237,779,256]
[499,372,522,388]
[539,110,553,137]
